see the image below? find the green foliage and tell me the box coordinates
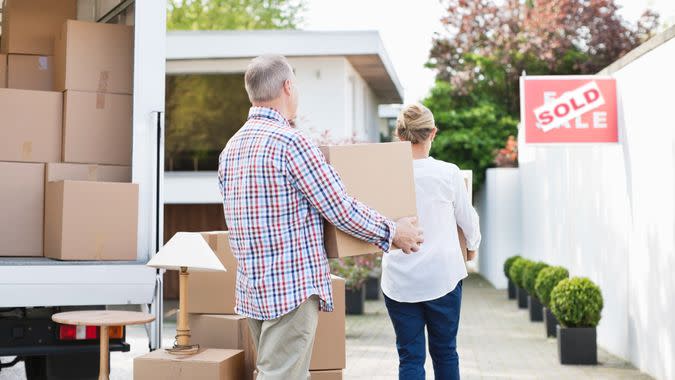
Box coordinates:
[522,261,549,295]
[535,266,569,307]
[508,258,531,289]
[425,81,518,191]
[167,0,306,31]
[503,255,522,279]
[550,277,603,328]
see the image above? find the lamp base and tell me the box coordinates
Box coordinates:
[166,344,200,356]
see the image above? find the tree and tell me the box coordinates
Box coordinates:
[425,0,659,190]
[167,0,306,30]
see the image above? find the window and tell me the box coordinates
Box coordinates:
[165,74,250,171]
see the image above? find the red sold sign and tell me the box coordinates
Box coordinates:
[520,76,618,143]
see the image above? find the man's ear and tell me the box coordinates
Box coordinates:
[431,127,438,140]
[283,80,293,96]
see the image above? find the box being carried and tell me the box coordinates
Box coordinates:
[319,142,417,258]
[134,348,245,380]
[254,370,342,380]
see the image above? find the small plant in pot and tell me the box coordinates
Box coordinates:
[509,258,531,309]
[522,261,549,322]
[330,256,372,315]
[503,255,521,300]
[534,266,569,338]
[550,277,603,365]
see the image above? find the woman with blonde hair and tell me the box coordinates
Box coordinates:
[382,103,481,380]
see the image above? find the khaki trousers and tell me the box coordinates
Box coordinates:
[248,296,320,380]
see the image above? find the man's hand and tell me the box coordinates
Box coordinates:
[466,250,477,261]
[393,217,424,254]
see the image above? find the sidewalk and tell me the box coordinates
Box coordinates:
[345,274,652,380]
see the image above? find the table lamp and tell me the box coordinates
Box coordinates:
[147,232,226,355]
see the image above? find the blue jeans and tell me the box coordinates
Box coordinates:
[384,281,463,380]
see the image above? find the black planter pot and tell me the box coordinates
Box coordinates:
[557,325,597,365]
[544,307,559,338]
[345,286,365,315]
[507,279,517,299]
[365,276,381,300]
[528,296,544,321]
[516,287,528,309]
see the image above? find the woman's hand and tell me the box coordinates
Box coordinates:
[466,250,477,261]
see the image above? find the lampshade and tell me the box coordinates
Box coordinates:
[147,232,226,272]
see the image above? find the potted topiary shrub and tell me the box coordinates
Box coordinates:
[522,261,549,322]
[550,277,603,365]
[503,255,521,299]
[535,266,569,337]
[508,258,530,309]
[330,256,372,315]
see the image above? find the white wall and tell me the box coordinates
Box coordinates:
[518,37,675,379]
[478,169,522,289]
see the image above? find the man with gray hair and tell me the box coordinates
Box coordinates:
[218,55,423,379]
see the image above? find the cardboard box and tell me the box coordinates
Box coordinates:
[311,275,346,370]
[188,232,238,314]
[254,370,342,380]
[190,314,256,380]
[0,88,62,163]
[46,163,131,183]
[7,54,53,91]
[62,90,133,165]
[44,180,138,260]
[54,20,133,94]
[0,54,6,87]
[134,348,245,380]
[319,142,417,258]
[0,0,77,55]
[0,162,44,257]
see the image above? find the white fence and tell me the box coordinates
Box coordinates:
[516,32,675,379]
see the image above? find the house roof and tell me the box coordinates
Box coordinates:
[166,30,403,103]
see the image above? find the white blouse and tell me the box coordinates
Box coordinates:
[381,157,481,303]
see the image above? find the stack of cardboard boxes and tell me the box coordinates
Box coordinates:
[134,230,346,379]
[0,0,138,261]
[185,231,347,379]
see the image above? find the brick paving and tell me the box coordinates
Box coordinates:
[345,274,652,380]
[0,274,651,379]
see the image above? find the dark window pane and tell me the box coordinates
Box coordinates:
[165,73,250,171]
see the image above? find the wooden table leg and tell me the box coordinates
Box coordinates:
[99,326,109,380]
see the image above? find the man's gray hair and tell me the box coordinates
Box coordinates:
[244,55,294,103]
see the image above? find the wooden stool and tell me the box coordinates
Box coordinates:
[52,310,155,380]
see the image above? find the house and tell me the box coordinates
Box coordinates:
[162,30,403,297]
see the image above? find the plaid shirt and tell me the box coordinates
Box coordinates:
[218,107,396,320]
